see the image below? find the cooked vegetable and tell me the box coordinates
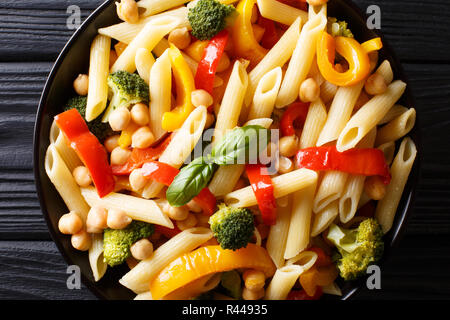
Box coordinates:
[103,220,154,267]
[209,204,255,250]
[327,218,384,281]
[188,0,237,40]
[280,102,309,137]
[327,17,354,38]
[102,70,149,122]
[220,270,242,299]
[64,96,114,142]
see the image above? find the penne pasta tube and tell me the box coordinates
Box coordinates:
[45,144,90,222]
[225,168,318,208]
[134,292,153,300]
[320,80,338,104]
[80,187,173,228]
[137,0,189,17]
[49,120,81,172]
[149,49,172,140]
[375,137,417,233]
[257,0,308,26]
[245,17,303,107]
[285,250,318,271]
[248,67,282,120]
[378,104,408,125]
[89,233,107,282]
[265,265,303,300]
[275,6,327,108]
[311,200,339,237]
[111,16,181,73]
[135,48,155,85]
[86,34,111,121]
[313,171,348,213]
[378,141,396,165]
[119,227,213,293]
[321,282,342,296]
[336,80,407,152]
[375,108,416,146]
[300,98,327,149]
[266,196,292,268]
[375,60,394,84]
[98,7,189,44]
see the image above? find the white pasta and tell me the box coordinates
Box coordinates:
[135,48,155,85]
[313,171,348,213]
[119,227,213,294]
[86,34,111,122]
[299,98,328,149]
[45,144,90,222]
[375,137,417,233]
[88,233,107,282]
[378,141,396,165]
[285,250,318,271]
[49,120,81,172]
[378,104,408,125]
[265,265,303,300]
[311,200,339,237]
[375,108,416,146]
[257,0,308,26]
[375,60,394,84]
[322,282,342,296]
[248,67,282,120]
[137,0,189,17]
[80,187,173,228]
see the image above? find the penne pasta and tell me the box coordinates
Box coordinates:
[300,98,328,149]
[265,265,303,300]
[89,233,107,282]
[375,108,416,146]
[378,141,396,165]
[375,137,417,233]
[313,171,348,213]
[311,200,339,237]
[86,35,111,121]
[257,0,308,26]
[119,227,213,294]
[378,104,408,125]
[248,67,282,120]
[80,187,173,228]
[135,48,155,85]
[375,60,394,84]
[49,120,81,172]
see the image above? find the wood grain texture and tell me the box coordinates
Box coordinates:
[0,0,449,300]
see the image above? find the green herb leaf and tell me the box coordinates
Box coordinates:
[166,157,218,207]
[211,125,271,165]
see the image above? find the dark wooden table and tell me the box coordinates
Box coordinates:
[1,0,449,300]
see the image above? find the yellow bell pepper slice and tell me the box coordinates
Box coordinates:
[161,44,195,132]
[149,244,276,300]
[361,37,383,53]
[232,0,268,69]
[316,31,371,87]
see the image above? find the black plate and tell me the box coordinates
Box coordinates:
[33,0,421,300]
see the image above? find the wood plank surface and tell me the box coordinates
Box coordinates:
[0,0,449,300]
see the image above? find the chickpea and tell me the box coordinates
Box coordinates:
[131,126,155,149]
[107,209,132,229]
[73,74,89,96]
[71,230,91,251]
[186,199,203,213]
[58,211,83,235]
[364,176,387,200]
[365,73,387,96]
[242,287,265,300]
[110,146,131,165]
[109,107,131,131]
[130,103,150,126]
[216,53,231,73]
[168,27,191,50]
[72,166,91,187]
[130,238,154,260]
[176,214,198,231]
[104,135,120,153]
[191,89,214,108]
[277,156,294,174]
[116,0,139,24]
[129,168,147,191]
[243,269,266,291]
[299,78,320,102]
[110,50,118,68]
[307,0,329,5]
[279,135,299,158]
[163,202,189,221]
[205,113,215,129]
[86,206,108,233]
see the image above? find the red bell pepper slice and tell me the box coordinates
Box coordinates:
[194,30,229,95]
[308,247,333,267]
[141,161,217,216]
[54,109,114,198]
[245,164,277,226]
[111,134,172,175]
[258,16,279,49]
[280,102,310,136]
[287,287,323,300]
[155,225,182,238]
[296,146,391,184]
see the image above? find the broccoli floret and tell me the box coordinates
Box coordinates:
[209,204,254,251]
[327,218,384,281]
[103,221,154,267]
[103,71,149,122]
[64,96,114,142]
[327,17,354,38]
[188,0,237,40]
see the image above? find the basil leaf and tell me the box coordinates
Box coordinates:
[211,125,271,165]
[166,156,218,207]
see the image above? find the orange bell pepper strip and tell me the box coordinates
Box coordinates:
[161,44,195,132]
[316,31,371,87]
[361,37,383,53]
[149,244,276,299]
[299,265,339,297]
[54,109,114,198]
[232,0,268,69]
